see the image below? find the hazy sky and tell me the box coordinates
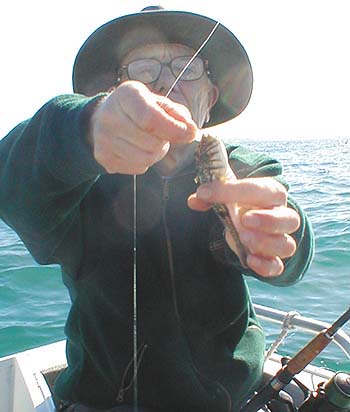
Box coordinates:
[1,0,350,140]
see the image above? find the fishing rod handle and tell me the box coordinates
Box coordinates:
[287,331,331,375]
[240,384,277,412]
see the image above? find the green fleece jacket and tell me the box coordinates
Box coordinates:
[0,94,314,411]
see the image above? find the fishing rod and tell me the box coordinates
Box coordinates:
[240,306,350,412]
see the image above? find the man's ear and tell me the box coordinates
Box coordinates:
[208,84,219,110]
[204,84,219,124]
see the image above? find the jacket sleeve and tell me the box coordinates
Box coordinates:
[223,144,315,286]
[0,94,107,270]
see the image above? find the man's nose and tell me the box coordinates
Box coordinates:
[152,65,176,95]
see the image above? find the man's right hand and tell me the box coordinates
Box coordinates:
[89,80,198,174]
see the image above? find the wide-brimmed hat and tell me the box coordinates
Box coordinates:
[73,6,253,127]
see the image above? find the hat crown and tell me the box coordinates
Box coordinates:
[141,5,165,12]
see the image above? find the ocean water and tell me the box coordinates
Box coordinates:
[0,138,349,375]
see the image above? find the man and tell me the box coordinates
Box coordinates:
[0,6,314,412]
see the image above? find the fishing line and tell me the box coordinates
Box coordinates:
[132,20,220,411]
[133,174,138,412]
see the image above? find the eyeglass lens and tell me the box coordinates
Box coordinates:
[126,56,205,83]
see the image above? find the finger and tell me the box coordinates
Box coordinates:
[196,178,287,208]
[187,193,212,211]
[113,107,170,154]
[114,137,169,166]
[95,134,169,174]
[246,254,284,277]
[242,206,301,234]
[156,95,194,123]
[240,231,297,259]
[118,81,197,143]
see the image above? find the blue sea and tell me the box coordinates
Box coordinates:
[0,138,349,374]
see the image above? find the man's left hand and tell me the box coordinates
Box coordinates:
[188,177,301,277]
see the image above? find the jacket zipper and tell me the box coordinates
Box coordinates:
[159,170,196,322]
[161,173,232,412]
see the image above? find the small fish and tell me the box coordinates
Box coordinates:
[195,134,248,267]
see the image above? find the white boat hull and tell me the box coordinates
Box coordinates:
[0,340,66,412]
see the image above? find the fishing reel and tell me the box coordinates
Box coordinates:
[253,371,350,412]
[299,372,350,412]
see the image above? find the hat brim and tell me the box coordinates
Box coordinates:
[72,9,253,127]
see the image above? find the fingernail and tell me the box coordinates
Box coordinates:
[197,186,212,199]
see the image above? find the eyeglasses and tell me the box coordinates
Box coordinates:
[118,56,210,84]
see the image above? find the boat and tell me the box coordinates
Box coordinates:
[1,304,350,412]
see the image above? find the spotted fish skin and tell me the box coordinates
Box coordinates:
[195,134,248,267]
